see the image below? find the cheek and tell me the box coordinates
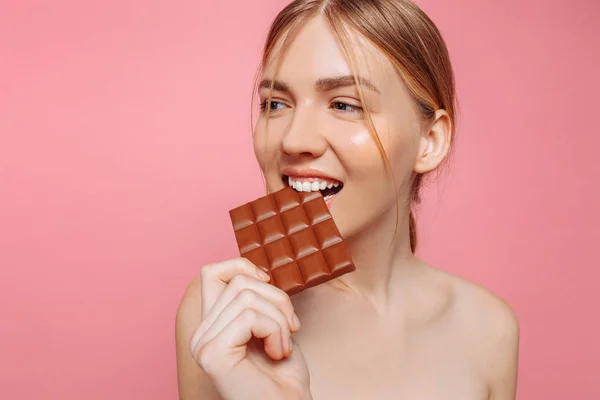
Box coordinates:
[253,122,286,179]
[336,129,384,172]
[253,123,275,167]
[349,131,371,146]
[336,122,417,193]
[252,131,267,170]
[336,123,412,176]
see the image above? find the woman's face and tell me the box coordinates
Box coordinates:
[254,16,425,239]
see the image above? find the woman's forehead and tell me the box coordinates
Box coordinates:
[262,17,396,91]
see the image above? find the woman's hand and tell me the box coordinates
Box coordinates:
[189,257,312,400]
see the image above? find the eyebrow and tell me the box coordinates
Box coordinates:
[258,75,380,94]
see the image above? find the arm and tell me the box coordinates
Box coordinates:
[175,275,222,400]
[486,303,520,400]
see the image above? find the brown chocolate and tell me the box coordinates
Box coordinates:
[229,187,355,295]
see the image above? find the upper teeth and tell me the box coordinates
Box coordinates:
[287,176,340,192]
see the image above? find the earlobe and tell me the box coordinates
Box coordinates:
[413,109,452,174]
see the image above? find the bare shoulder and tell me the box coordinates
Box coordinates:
[175,274,221,400]
[177,274,203,320]
[428,265,520,398]
[445,271,519,338]
[176,275,203,345]
[418,263,518,331]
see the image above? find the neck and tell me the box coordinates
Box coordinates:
[331,206,419,305]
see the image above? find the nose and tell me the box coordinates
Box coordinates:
[280,107,328,158]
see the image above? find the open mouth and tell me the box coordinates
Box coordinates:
[282,174,343,201]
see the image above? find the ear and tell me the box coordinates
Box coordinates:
[414,109,452,174]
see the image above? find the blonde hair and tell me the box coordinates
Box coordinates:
[252,0,457,253]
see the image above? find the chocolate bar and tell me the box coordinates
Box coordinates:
[229,186,355,295]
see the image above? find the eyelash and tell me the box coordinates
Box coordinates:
[259,100,363,114]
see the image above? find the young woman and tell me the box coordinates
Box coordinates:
[176,1,519,399]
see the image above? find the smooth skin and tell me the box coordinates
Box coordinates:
[177,16,519,400]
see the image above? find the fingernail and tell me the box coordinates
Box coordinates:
[257,269,270,281]
[292,313,301,329]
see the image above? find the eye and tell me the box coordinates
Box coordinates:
[331,101,363,113]
[259,100,286,112]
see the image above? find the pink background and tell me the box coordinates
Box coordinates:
[1,0,598,398]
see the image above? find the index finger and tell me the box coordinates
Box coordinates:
[200,257,270,317]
